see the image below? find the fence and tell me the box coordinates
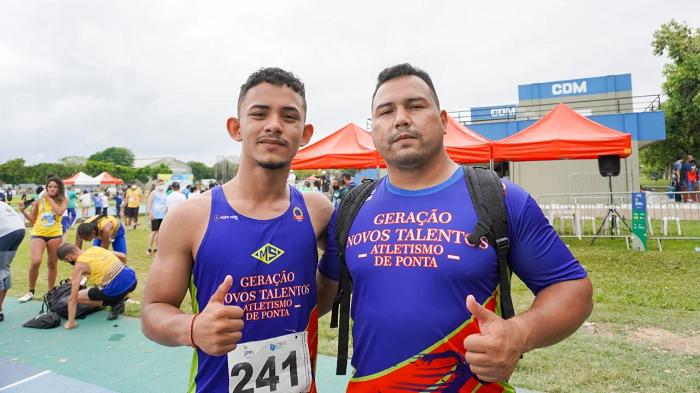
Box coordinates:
[536,191,700,251]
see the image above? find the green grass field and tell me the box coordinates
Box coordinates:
[3,204,700,392]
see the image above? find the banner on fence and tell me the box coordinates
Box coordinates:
[631,192,647,251]
[157,173,194,189]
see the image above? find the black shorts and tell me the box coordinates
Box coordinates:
[124,206,139,219]
[87,280,137,302]
[151,219,163,231]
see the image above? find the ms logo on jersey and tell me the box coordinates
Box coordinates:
[251,243,285,264]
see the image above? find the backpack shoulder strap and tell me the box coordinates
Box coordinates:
[463,166,514,320]
[330,178,378,375]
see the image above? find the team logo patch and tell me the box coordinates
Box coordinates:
[251,243,285,264]
[293,207,304,222]
[214,215,219,221]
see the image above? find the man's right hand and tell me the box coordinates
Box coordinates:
[192,275,244,356]
[149,213,155,220]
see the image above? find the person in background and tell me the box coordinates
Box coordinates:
[287,169,297,186]
[313,179,321,192]
[123,180,142,230]
[76,215,127,256]
[64,185,79,227]
[321,170,330,196]
[0,189,5,203]
[188,185,201,199]
[20,190,27,203]
[331,177,347,207]
[0,200,25,321]
[146,179,167,256]
[79,190,92,219]
[301,180,313,191]
[17,176,69,302]
[673,155,683,202]
[101,192,110,215]
[165,182,187,214]
[166,184,173,196]
[57,243,137,327]
[92,191,102,216]
[183,185,191,199]
[342,172,357,190]
[114,188,123,219]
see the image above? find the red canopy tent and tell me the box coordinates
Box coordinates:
[444,115,492,163]
[291,123,384,170]
[492,103,632,161]
[94,172,124,184]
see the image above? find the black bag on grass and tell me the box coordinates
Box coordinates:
[23,312,61,329]
[43,278,102,319]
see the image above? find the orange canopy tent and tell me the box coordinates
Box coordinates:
[94,172,124,184]
[444,115,492,163]
[291,123,384,170]
[492,103,632,161]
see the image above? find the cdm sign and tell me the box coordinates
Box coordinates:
[552,81,587,96]
[490,107,516,117]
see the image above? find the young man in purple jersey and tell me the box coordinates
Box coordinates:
[142,68,334,393]
[317,64,593,392]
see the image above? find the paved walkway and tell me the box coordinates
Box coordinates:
[0,297,540,392]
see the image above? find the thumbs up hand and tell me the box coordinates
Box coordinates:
[463,295,525,382]
[192,275,245,356]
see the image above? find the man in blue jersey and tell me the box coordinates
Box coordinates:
[141,68,334,393]
[317,64,594,392]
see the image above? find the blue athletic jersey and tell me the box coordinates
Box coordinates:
[319,168,587,392]
[189,186,319,393]
[150,191,167,220]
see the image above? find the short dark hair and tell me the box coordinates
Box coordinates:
[372,63,440,110]
[172,182,180,190]
[130,180,137,185]
[57,243,79,263]
[342,172,352,180]
[237,67,307,117]
[676,155,684,161]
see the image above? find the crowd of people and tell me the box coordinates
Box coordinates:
[0,176,220,326]
[672,154,698,203]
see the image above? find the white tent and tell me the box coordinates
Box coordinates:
[62,172,99,185]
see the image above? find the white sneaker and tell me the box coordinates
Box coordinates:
[18,292,34,303]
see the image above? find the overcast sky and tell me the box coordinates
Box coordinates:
[1,0,698,166]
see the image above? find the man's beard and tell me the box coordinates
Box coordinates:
[256,160,289,170]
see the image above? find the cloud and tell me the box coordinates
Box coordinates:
[0,0,698,166]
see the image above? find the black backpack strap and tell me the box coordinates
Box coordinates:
[463,166,514,320]
[330,178,378,375]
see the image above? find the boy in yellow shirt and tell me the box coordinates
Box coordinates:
[122,180,142,230]
[56,243,137,329]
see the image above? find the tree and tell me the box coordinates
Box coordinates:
[0,158,28,186]
[642,20,700,169]
[85,160,116,177]
[187,161,214,180]
[88,147,135,167]
[149,164,173,179]
[59,156,87,167]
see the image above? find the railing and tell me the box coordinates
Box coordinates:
[366,94,662,131]
[536,191,700,250]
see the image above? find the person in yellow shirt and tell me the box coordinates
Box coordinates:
[17,175,69,303]
[56,243,137,329]
[75,215,127,258]
[121,180,142,230]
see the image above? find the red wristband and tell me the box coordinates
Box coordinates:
[190,313,200,349]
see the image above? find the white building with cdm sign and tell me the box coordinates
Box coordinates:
[133,157,192,174]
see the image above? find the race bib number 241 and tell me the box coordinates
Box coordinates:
[228,331,311,393]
